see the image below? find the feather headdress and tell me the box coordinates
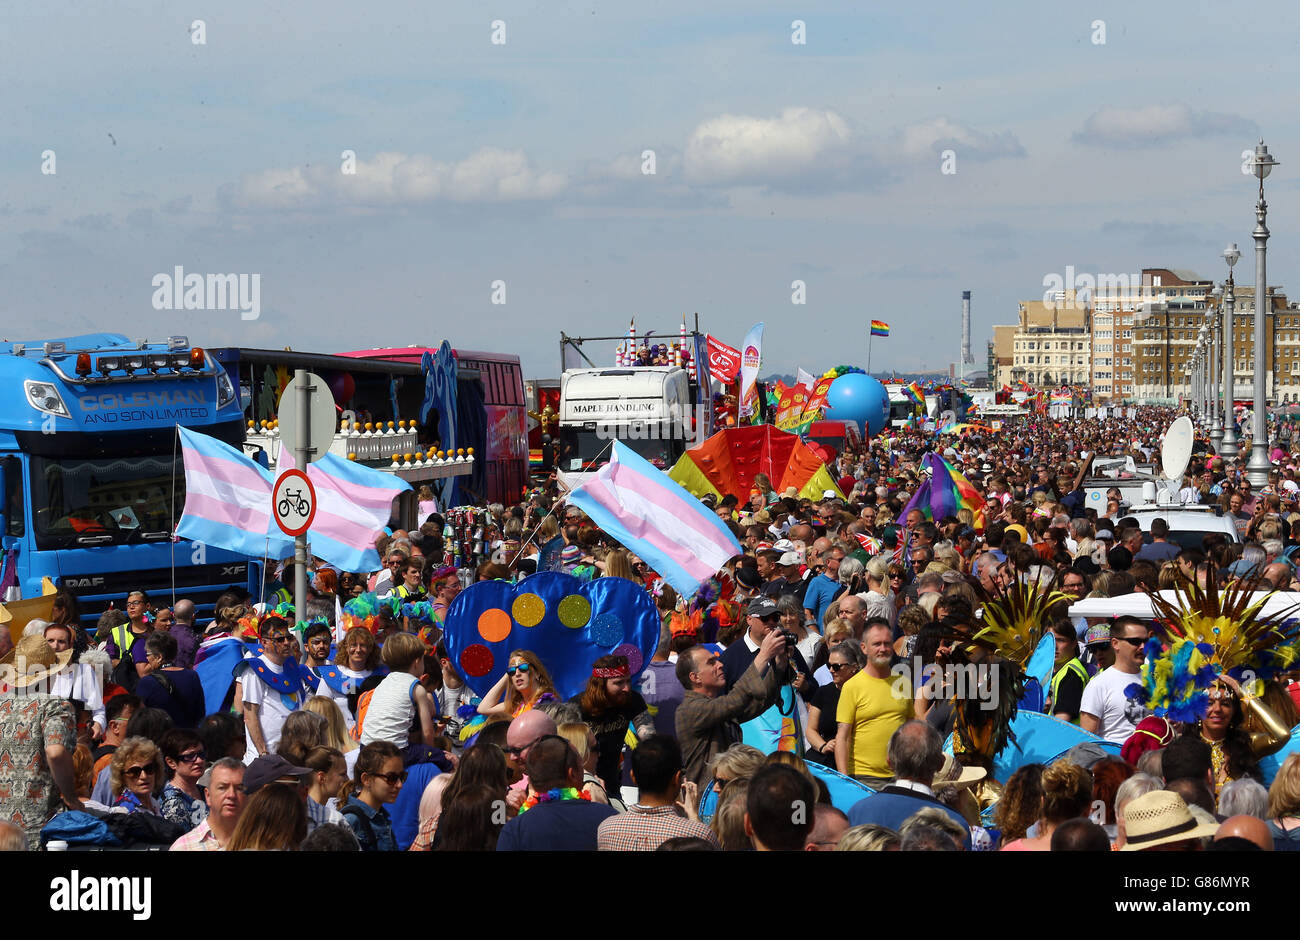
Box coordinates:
[1131,578,1300,719]
[970,575,1072,668]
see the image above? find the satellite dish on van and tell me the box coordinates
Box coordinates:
[1161,416,1193,482]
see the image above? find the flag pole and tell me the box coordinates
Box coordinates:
[868,329,873,375]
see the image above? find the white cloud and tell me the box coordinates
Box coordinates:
[683,107,853,184]
[1075,105,1256,148]
[896,117,1025,161]
[231,148,566,209]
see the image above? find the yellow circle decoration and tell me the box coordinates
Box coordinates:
[512,594,546,627]
[557,595,592,629]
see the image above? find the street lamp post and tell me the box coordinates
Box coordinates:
[1210,287,1223,448]
[1198,327,1210,422]
[1247,140,1279,485]
[1221,244,1241,456]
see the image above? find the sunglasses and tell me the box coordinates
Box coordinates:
[125,765,155,777]
[504,737,544,758]
[368,771,408,785]
[827,663,856,673]
[506,663,532,676]
[1114,636,1146,647]
[176,750,207,764]
[267,635,292,645]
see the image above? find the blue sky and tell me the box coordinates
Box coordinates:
[3,1,1297,378]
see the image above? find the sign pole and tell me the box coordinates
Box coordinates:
[294,369,312,626]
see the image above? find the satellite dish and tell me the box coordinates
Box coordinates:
[1161,416,1193,482]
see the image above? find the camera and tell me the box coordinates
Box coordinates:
[775,628,798,650]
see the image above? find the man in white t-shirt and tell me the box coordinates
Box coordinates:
[234,616,306,762]
[1080,615,1151,745]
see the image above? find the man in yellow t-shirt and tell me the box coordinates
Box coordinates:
[835,621,913,788]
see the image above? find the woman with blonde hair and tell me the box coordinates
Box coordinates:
[476,649,558,719]
[1267,753,1300,842]
[707,743,765,794]
[557,720,624,809]
[109,736,165,814]
[602,549,636,581]
[710,778,752,850]
[837,823,900,851]
[303,695,360,757]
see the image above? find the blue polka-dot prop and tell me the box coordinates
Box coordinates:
[591,613,624,648]
[441,571,658,699]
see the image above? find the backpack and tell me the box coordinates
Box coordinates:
[109,627,143,692]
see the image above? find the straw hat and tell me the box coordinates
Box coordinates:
[0,634,74,689]
[1119,791,1218,851]
[933,754,986,789]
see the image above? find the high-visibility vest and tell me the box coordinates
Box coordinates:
[1048,659,1089,724]
[111,625,144,656]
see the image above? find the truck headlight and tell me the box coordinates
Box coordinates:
[25,380,70,418]
[217,370,236,408]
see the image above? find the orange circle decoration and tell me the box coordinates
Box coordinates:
[512,594,546,627]
[557,595,592,629]
[477,608,512,643]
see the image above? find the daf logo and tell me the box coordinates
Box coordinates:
[65,577,106,588]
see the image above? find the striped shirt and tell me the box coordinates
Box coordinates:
[306,796,345,834]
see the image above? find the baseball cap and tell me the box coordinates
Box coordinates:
[747,597,780,618]
[242,754,312,794]
[777,551,801,567]
[821,490,838,500]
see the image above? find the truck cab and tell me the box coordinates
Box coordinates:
[1,334,259,622]
[557,367,694,473]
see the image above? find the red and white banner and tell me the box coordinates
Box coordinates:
[705,335,742,384]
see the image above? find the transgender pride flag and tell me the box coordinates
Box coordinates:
[176,426,293,559]
[278,450,410,574]
[567,442,742,600]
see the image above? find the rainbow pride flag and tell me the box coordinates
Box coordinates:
[902,452,986,529]
[870,320,890,336]
[905,381,926,405]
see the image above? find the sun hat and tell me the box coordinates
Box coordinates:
[1119,790,1218,851]
[933,754,986,788]
[0,634,74,689]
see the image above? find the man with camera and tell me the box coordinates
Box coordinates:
[720,598,817,702]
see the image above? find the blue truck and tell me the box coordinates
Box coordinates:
[2,333,261,622]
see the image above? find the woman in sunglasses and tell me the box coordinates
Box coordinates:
[158,728,208,833]
[477,650,558,720]
[109,736,165,815]
[342,741,406,851]
[805,642,864,767]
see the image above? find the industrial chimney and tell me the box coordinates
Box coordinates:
[961,291,974,366]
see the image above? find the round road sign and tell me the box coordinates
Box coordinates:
[273,468,316,537]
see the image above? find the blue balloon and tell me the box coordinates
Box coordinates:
[823,373,890,436]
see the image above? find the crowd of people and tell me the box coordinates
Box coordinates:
[4,403,1300,853]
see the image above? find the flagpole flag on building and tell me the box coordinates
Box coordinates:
[566,441,743,600]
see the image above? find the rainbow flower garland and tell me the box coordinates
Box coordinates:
[518,787,592,813]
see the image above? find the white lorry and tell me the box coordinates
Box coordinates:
[557,366,697,477]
